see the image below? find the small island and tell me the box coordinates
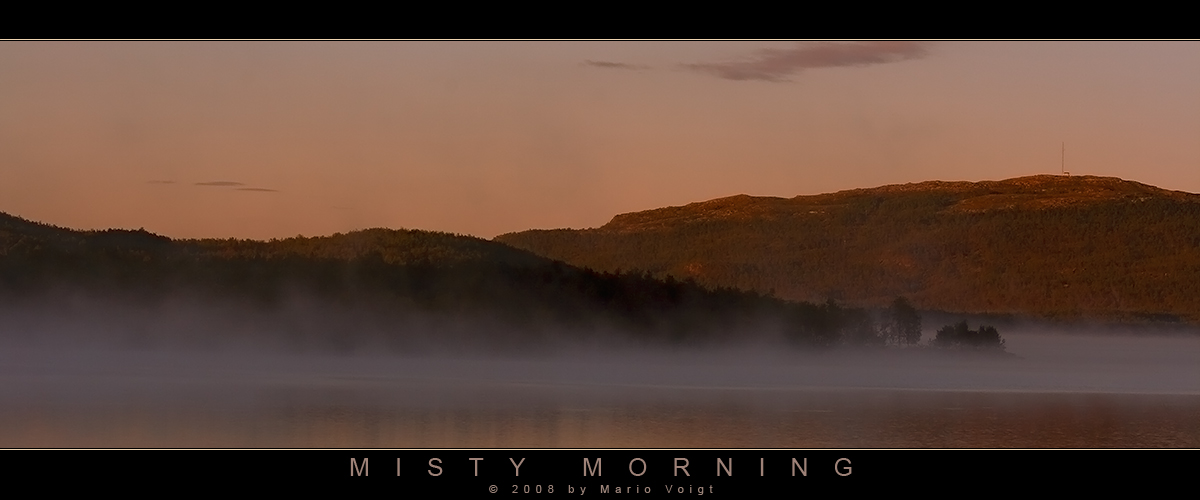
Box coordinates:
[932,321,1006,351]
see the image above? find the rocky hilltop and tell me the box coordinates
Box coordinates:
[497,175,1200,322]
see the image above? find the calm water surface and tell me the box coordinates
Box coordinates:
[2,331,1199,448]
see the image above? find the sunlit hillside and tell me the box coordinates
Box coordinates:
[498,175,1200,322]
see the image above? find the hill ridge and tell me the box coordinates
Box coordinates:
[497,175,1200,322]
[594,175,1198,233]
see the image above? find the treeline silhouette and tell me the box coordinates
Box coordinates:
[1,212,934,349]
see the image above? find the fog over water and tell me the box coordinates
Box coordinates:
[3,299,1200,447]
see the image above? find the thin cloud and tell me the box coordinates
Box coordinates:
[686,41,930,82]
[584,60,651,70]
[195,181,246,187]
[237,187,279,192]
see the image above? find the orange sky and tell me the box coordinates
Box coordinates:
[1,41,1197,240]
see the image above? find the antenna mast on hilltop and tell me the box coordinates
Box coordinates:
[1061,142,1069,176]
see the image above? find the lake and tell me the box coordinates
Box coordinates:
[2,330,1199,448]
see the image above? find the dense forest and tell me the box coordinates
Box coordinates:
[0,211,924,350]
[497,175,1200,323]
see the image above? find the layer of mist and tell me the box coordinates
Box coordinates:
[3,295,1200,447]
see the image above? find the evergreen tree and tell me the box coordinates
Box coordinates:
[881,297,922,346]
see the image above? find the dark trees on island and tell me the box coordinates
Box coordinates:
[932,321,1006,351]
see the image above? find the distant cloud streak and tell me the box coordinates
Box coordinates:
[686,41,930,82]
[584,60,651,70]
[195,181,246,187]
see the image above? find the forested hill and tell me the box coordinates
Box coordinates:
[496,175,1200,322]
[0,212,561,307]
[0,214,544,268]
[0,212,854,347]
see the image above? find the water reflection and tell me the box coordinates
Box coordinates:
[2,331,1199,448]
[4,389,1200,448]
